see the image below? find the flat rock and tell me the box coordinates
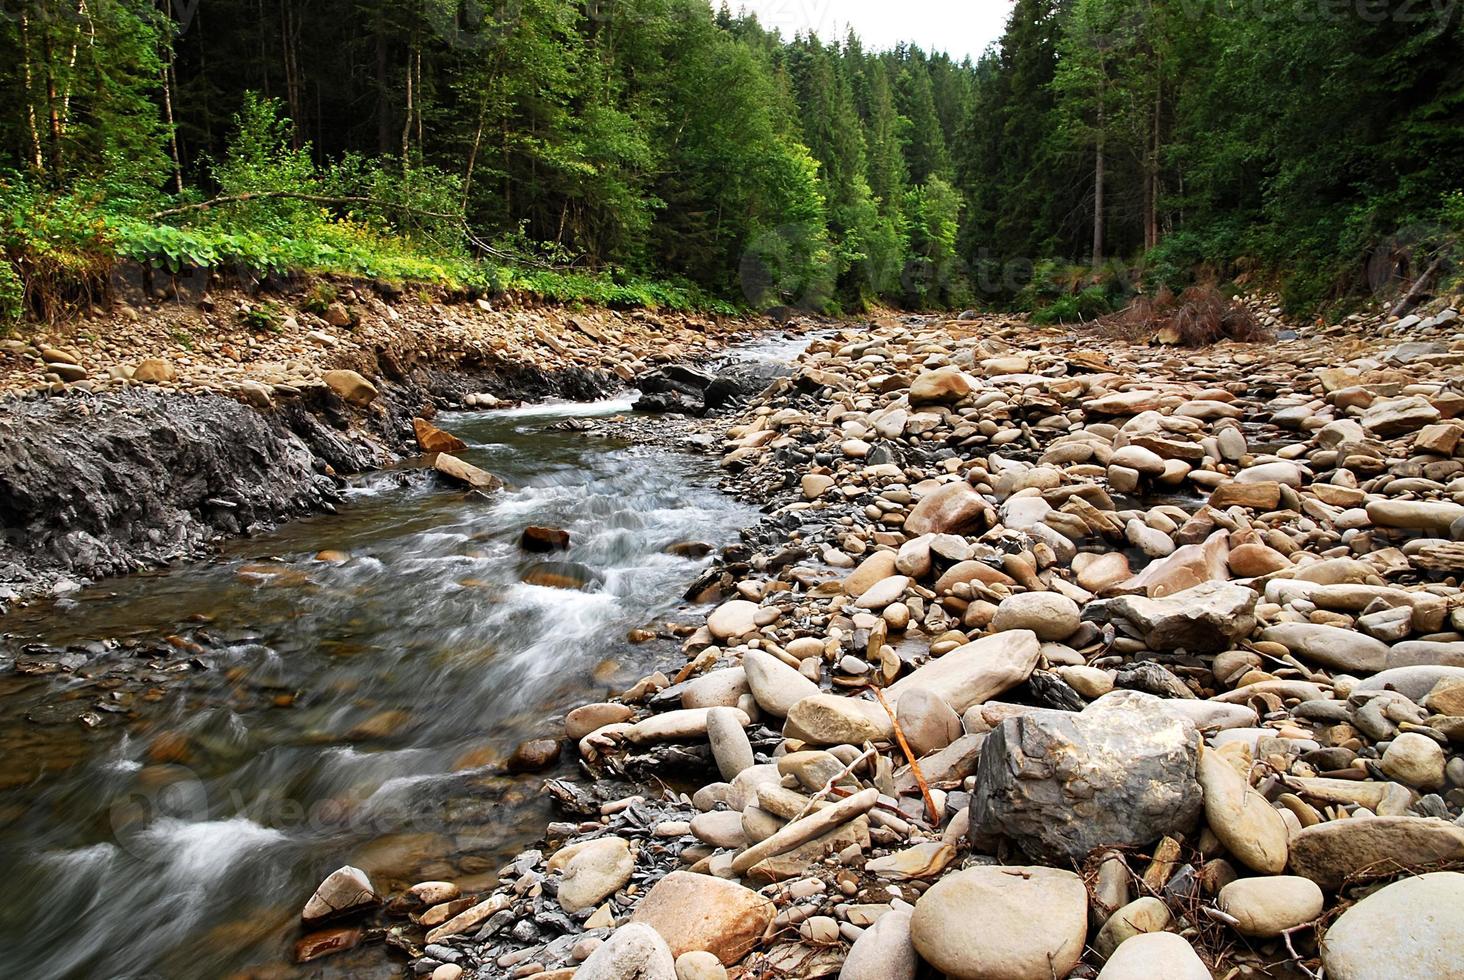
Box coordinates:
[887,630,1040,713]
[742,650,819,717]
[1084,581,1257,653]
[1289,816,1464,889]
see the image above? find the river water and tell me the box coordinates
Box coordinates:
[0,335,804,978]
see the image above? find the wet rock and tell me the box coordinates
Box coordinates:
[630,871,774,964]
[521,525,571,552]
[909,865,1087,980]
[433,452,504,492]
[302,865,377,924]
[523,561,602,590]
[506,738,562,773]
[413,417,468,453]
[1321,872,1464,980]
[970,692,1202,862]
[294,926,362,963]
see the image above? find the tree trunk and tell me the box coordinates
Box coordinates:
[18,9,45,173]
[375,18,391,154]
[1093,81,1106,269]
[462,100,487,209]
[1145,83,1161,250]
[42,26,64,175]
[400,39,414,160]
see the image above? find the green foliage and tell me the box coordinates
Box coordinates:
[241,302,283,332]
[0,257,22,331]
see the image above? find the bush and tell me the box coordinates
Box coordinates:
[1100,285,1270,347]
[0,258,22,332]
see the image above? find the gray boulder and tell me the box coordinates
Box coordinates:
[1083,581,1257,653]
[969,691,1202,862]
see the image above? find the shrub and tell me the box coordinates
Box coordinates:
[1100,285,1270,347]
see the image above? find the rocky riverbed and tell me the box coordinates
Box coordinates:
[288,299,1464,980]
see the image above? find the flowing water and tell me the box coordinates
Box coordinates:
[0,336,804,979]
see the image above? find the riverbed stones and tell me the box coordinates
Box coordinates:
[909,865,1087,980]
[132,357,177,384]
[674,950,727,980]
[1321,872,1464,980]
[1092,896,1172,959]
[896,688,963,757]
[784,694,893,745]
[506,738,561,773]
[990,592,1080,641]
[557,836,634,913]
[575,923,675,980]
[520,524,570,552]
[1289,816,1464,888]
[1262,623,1391,673]
[970,692,1202,861]
[1366,498,1464,533]
[1217,875,1325,937]
[908,366,973,405]
[1197,746,1289,874]
[302,866,378,924]
[566,702,635,738]
[630,872,774,964]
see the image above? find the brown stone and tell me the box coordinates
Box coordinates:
[1209,481,1281,510]
[413,417,468,453]
[521,525,571,552]
[294,926,361,963]
[630,871,775,964]
[431,453,504,492]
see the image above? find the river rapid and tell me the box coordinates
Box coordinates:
[0,335,805,979]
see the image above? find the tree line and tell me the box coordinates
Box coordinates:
[0,0,1460,317]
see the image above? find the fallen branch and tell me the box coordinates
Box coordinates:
[1390,250,1449,318]
[791,747,877,823]
[873,686,940,826]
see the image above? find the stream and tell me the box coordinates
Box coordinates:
[0,335,806,979]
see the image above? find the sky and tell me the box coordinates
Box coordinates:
[731,0,1013,62]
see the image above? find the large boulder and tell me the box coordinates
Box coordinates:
[909,865,1087,980]
[1083,581,1257,653]
[630,871,774,965]
[1321,872,1464,980]
[969,691,1202,862]
[887,630,1040,713]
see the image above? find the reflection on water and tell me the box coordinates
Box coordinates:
[0,394,759,979]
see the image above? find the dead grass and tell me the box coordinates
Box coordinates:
[1099,285,1272,347]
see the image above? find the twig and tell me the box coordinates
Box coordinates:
[872,686,939,826]
[790,747,877,823]
[1280,923,1323,980]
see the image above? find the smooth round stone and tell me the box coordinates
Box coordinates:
[742,649,819,717]
[1380,732,1447,790]
[706,706,755,781]
[1094,897,1172,959]
[1198,748,1289,873]
[1322,872,1464,980]
[838,906,915,980]
[1077,552,1131,593]
[557,836,634,913]
[895,688,963,757]
[1111,445,1166,475]
[567,702,636,739]
[1096,932,1210,979]
[990,592,1081,642]
[675,950,726,980]
[1056,664,1113,699]
[1218,875,1325,937]
[798,915,840,944]
[910,866,1086,979]
[856,575,911,610]
[708,600,760,639]
[576,923,675,980]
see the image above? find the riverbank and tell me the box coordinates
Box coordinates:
[330,301,1464,980]
[0,284,777,601]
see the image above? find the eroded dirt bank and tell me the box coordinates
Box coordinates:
[0,284,770,600]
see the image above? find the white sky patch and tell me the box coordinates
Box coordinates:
[731,0,1013,62]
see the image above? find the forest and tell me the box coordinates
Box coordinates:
[1,0,1461,323]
